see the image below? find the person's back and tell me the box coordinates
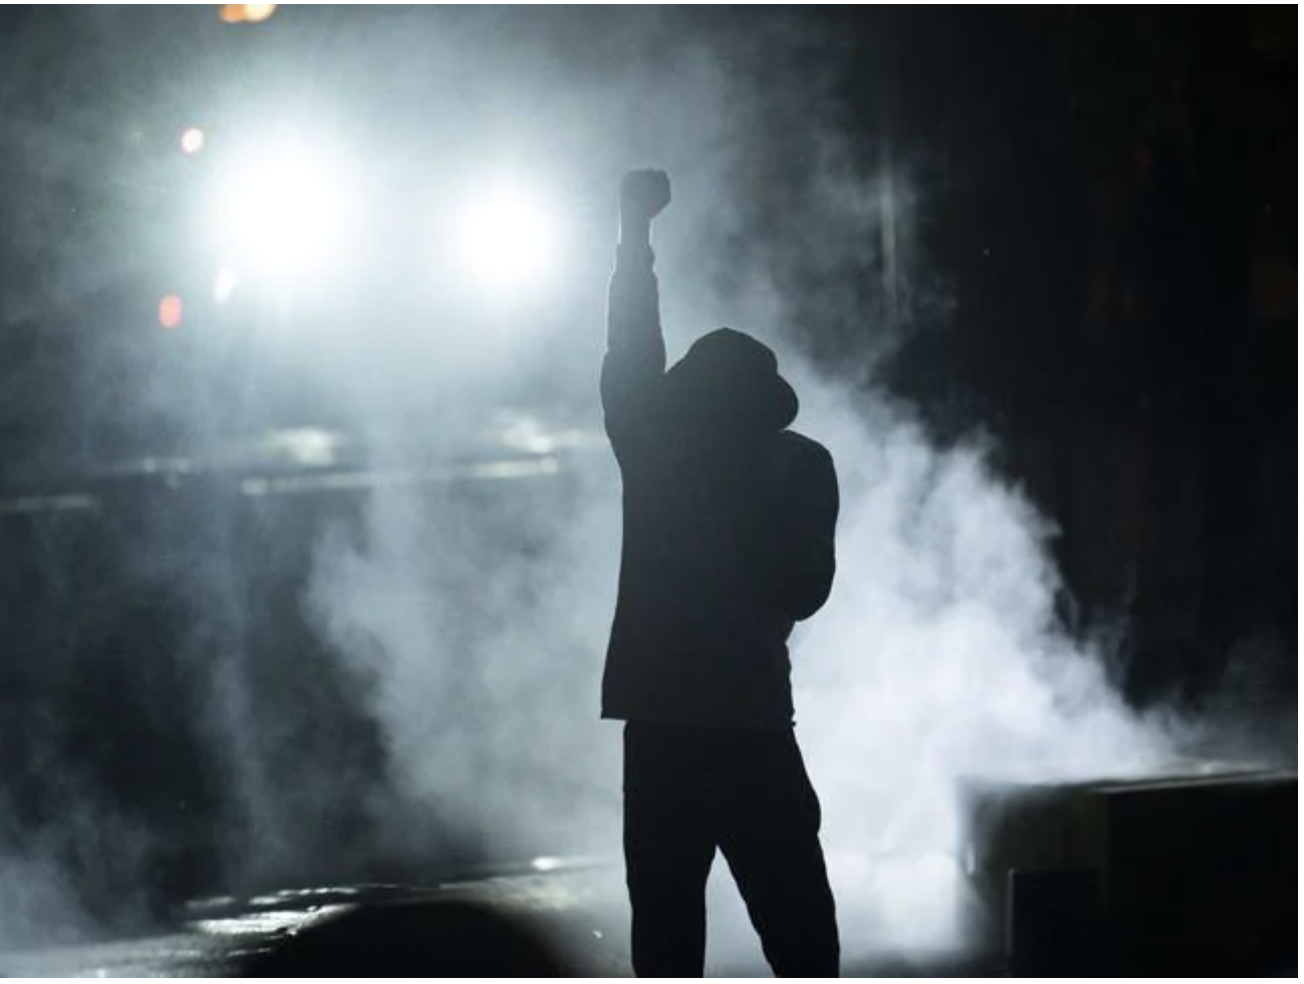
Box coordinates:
[600,169,841,978]
[605,412,837,727]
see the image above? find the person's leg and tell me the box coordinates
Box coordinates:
[718,730,840,977]
[623,723,718,977]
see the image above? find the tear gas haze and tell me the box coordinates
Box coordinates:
[0,8,1284,971]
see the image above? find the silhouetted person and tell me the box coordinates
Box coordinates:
[601,169,841,977]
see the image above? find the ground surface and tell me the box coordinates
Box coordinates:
[0,857,1005,977]
[1,855,1290,977]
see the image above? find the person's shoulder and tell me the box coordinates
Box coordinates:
[777,429,833,466]
[774,431,837,490]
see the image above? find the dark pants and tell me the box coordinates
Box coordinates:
[623,722,840,977]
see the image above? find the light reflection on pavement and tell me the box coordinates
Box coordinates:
[0,862,635,978]
[0,855,1001,977]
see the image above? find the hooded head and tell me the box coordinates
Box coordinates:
[664,328,799,436]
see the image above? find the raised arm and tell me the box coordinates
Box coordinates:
[601,169,671,454]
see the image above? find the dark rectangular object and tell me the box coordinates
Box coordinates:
[961,767,1297,974]
[1007,868,1108,976]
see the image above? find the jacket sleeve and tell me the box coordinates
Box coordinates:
[774,438,840,622]
[600,240,666,456]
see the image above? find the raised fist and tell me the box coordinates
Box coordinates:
[621,168,672,224]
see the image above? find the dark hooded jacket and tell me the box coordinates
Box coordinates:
[600,241,839,728]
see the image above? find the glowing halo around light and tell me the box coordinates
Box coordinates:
[180,127,205,156]
[451,182,559,294]
[209,144,356,282]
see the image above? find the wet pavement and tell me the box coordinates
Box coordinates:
[0,857,1003,977]
[2,852,1289,976]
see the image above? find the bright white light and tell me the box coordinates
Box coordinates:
[180,127,205,155]
[214,266,239,304]
[452,182,557,293]
[211,145,354,281]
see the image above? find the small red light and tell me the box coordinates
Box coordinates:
[159,294,185,330]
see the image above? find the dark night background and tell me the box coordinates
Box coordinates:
[0,4,1294,952]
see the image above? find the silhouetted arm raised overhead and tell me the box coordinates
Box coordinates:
[601,169,671,454]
